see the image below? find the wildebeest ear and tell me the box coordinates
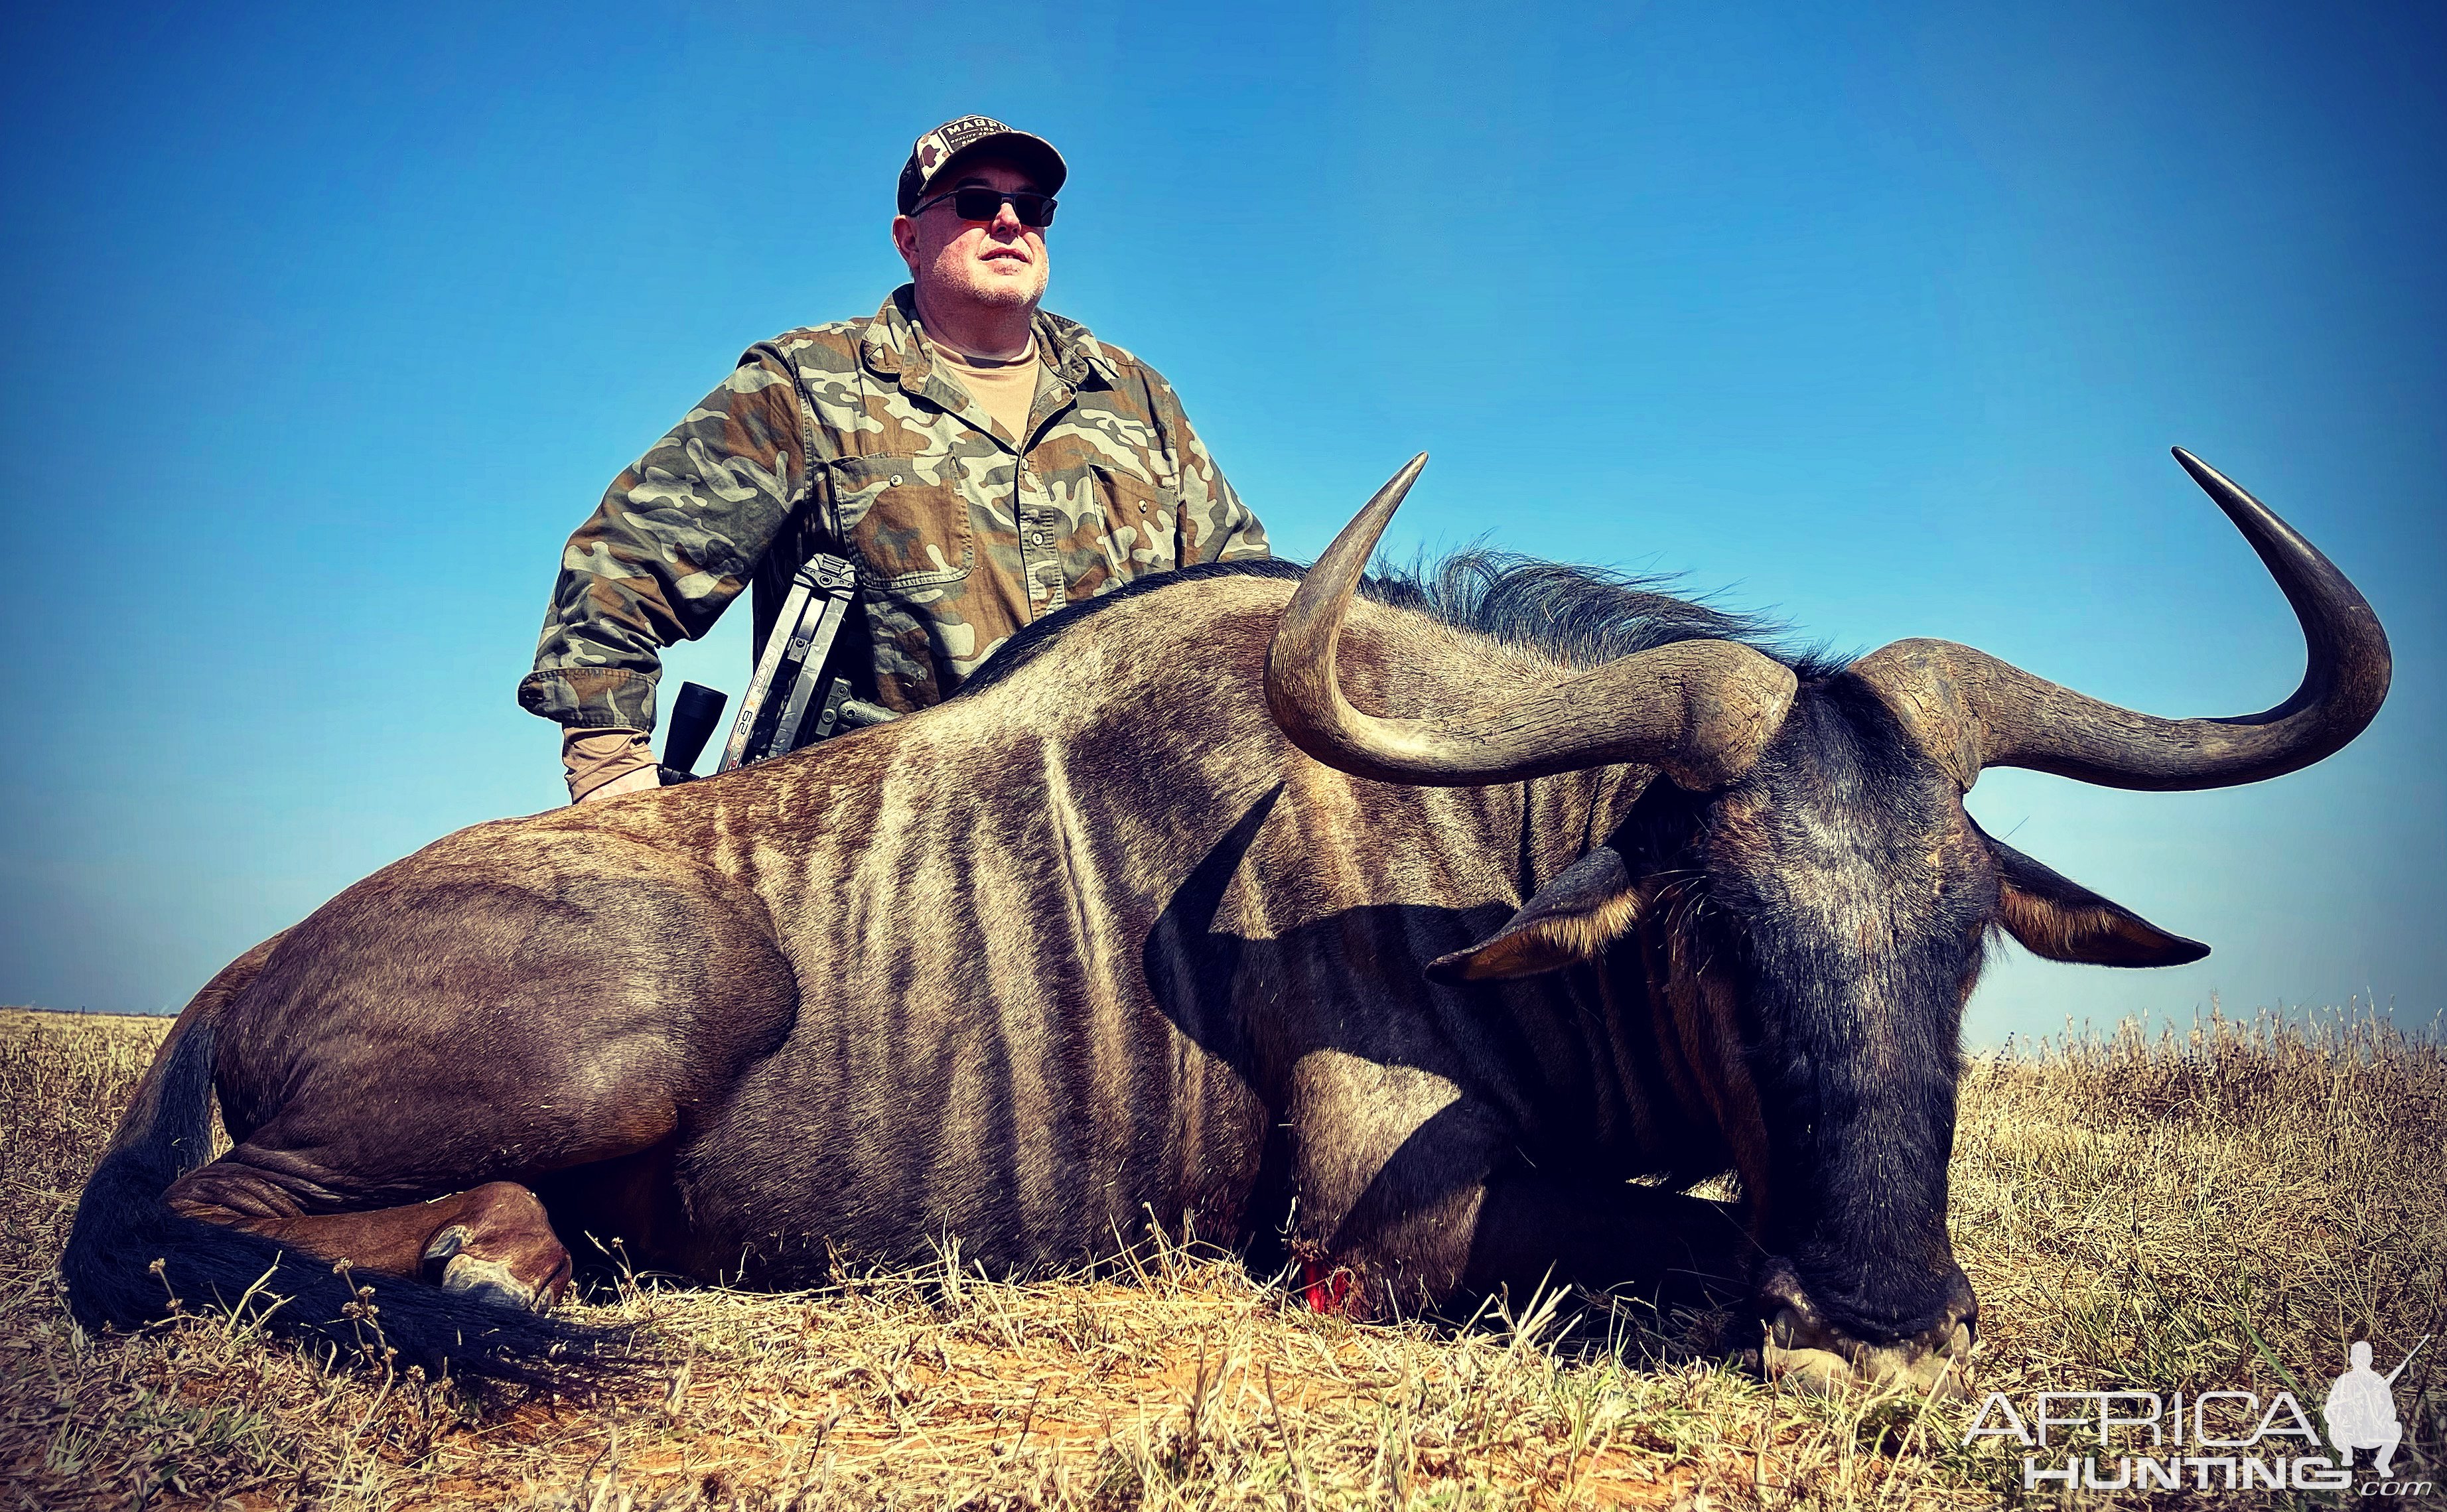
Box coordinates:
[1983,831,2209,969]
[1426,847,1642,984]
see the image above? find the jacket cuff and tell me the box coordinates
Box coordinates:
[518,667,660,730]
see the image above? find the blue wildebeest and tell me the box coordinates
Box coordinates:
[65,450,2388,1395]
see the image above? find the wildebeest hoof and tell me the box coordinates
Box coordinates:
[421,1221,561,1312]
[1756,1266,1973,1401]
[421,1223,472,1274]
[438,1251,546,1311]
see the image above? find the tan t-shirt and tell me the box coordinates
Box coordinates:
[928,336,1044,445]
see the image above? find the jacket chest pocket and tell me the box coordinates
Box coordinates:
[829,454,973,590]
[1095,464,1181,579]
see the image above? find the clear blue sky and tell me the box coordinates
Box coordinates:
[2,2,2438,1043]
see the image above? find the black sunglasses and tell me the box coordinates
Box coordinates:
[911,186,1058,228]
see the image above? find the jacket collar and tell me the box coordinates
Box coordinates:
[858,285,1115,392]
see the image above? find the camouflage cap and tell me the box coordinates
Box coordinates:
[896,115,1068,214]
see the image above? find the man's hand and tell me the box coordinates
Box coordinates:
[577,764,661,803]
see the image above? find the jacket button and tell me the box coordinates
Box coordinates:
[889,473,903,486]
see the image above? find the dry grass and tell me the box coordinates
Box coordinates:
[1,1003,2438,1509]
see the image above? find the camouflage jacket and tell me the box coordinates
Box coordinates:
[520,287,1269,730]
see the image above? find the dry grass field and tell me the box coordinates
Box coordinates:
[1,1002,2438,1510]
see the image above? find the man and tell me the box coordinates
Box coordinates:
[520,115,1270,801]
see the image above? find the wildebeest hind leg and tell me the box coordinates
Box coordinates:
[169,1174,573,1310]
[178,832,798,1298]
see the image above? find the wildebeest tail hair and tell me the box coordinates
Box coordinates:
[59,1026,636,1391]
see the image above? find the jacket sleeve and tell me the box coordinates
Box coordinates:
[1147,369,1269,565]
[518,346,813,730]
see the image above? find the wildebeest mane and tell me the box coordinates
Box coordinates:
[953,549,1844,699]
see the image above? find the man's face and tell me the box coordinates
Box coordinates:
[892,157,1049,313]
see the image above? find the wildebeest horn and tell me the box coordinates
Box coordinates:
[1265,455,1799,788]
[1851,448,2391,791]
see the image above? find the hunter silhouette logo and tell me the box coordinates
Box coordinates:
[2326,1336,2426,1479]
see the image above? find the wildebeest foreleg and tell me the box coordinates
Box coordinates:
[168,1175,573,1310]
[1289,1052,1747,1318]
[1456,1166,1750,1309]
